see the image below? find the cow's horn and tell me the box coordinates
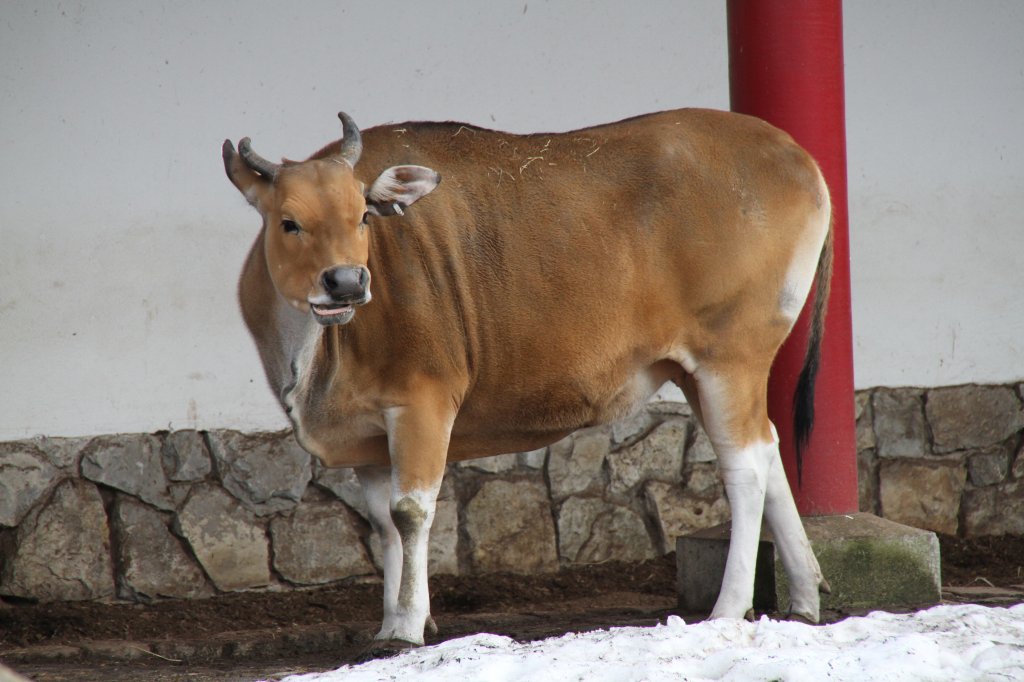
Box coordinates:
[238,137,281,180]
[337,112,363,166]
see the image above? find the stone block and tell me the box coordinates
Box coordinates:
[857,447,879,515]
[313,464,369,520]
[207,430,312,516]
[644,480,730,555]
[0,442,59,527]
[33,435,90,470]
[0,480,115,601]
[871,388,927,458]
[429,499,459,576]
[854,391,876,452]
[556,496,655,563]
[926,384,1024,453]
[611,411,653,446]
[962,479,1024,536]
[1013,443,1024,480]
[677,514,941,614]
[547,431,608,499]
[517,447,547,469]
[464,478,558,574]
[112,497,213,600]
[176,485,270,591]
[457,453,518,473]
[879,460,966,535]
[607,420,685,495]
[967,445,1010,487]
[685,423,716,463]
[269,501,374,585]
[162,430,212,482]
[80,434,174,511]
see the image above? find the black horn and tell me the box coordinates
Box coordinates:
[337,112,363,166]
[238,137,281,179]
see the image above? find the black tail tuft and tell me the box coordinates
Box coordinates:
[792,224,833,485]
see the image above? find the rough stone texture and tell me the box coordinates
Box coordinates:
[269,501,374,585]
[112,497,212,600]
[1013,443,1024,480]
[517,448,547,469]
[33,436,90,470]
[457,453,517,474]
[428,499,459,576]
[685,424,716,463]
[872,388,928,458]
[855,391,876,452]
[547,431,608,499]
[966,445,1011,487]
[962,479,1024,536]
[162,430,212,482]
[176,485,271,591]
[644,480,730,554]
[857,446,879,515]
[80,434,174,511]
[0,480,115,601]
[313,464,368,521]
[556,496,655,563]
[611,411,653,446]
[926,384,1024,453]
[464,478,558,574]
[0,443,59,527]
[879,460,966,535]
[607,420,685,495]
[207,430,312,516]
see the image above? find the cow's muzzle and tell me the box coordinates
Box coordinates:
[310,265,371,326]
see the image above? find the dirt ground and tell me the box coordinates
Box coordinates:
[2,535,1023,682]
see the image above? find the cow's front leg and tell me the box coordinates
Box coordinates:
[372,397,452,647]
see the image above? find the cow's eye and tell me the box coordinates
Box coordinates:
[282,219,301,234]
[361,211,370,225]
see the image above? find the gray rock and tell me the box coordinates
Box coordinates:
[457,453,517,473]
[878,460,966,535]
[112,497,212,600]
[685,424,716,463]
[313,464,369,520]
[967,445,1010,487]
[464,478,558,574]
[428,499,459,576]
[644,480,731,554]
[269,501,374,585]
[682,462,724,496]
[556,496,655,563]
[857,447,879,515]
[611,411,653,446]
[926,385,1024,453]
[80,434,174,511]
[871,388,928,458]
[607,420,686,495]
[517,448,547,469]
[162,431,212,482]
[176,485,270,591]
[962,479,1024,536]
[0,442,59,527]
[207,430,312,516]
[547,431,608,499]
[1013,443,1024,480]
[0,480,115,601]
[33,435,91,470]
[855,391,876,452]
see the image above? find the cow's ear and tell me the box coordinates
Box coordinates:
[366,165,441,217]
[223,140,271,209]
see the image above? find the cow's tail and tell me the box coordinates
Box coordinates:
[792,218,834,485]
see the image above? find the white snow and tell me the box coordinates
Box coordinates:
[281,604,1024,682]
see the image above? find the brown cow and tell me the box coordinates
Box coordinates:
[223,109,832,652]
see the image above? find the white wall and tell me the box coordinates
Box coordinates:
[0,1,1021,440]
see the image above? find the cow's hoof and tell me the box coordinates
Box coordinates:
[355,638,420,663]
[785,610,819,625]
[425,614,438,636]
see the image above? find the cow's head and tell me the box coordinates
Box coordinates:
[223,113,440,326]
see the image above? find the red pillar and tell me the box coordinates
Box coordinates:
[727,0,858,515]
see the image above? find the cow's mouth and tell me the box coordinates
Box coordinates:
[311,303,356,326]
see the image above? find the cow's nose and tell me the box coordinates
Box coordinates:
[320,265,370,301]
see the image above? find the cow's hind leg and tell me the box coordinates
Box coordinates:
[688,365,821,621]
[355,466,404,638]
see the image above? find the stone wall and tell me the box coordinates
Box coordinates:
[1,383,1021,604]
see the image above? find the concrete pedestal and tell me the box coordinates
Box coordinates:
[677,513,941,615]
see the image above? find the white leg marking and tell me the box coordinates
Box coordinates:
[762,427,824,621]
[711,439,774,619]
[383,485,439,645]
[355,467,402,627]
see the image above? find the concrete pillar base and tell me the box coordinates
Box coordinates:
[676,512,942,615]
